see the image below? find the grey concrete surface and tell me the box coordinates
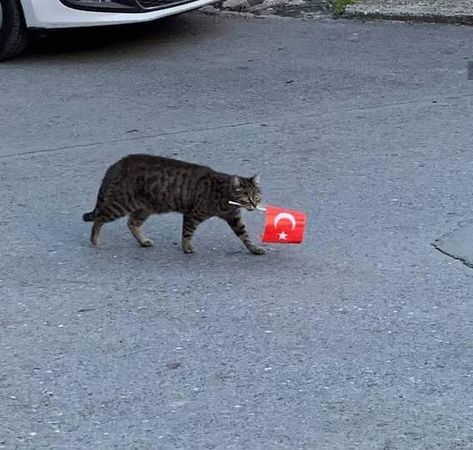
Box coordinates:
[1,13,473,449]
[346,0,473,25]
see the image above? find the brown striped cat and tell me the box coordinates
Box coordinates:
[82,154,265,255]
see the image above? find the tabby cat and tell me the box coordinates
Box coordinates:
[82,154,265,255]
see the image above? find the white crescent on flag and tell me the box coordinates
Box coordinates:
[273,212,297,230]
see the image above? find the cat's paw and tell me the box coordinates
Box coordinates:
[183,244,196,254]
[140,239,154,247]
[251,247,266,255]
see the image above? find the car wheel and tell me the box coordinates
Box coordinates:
[0,0,28,61]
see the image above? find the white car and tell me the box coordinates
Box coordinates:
[0,0,215,61]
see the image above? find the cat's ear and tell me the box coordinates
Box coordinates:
[231,176,242,190]
[251,173,261,186]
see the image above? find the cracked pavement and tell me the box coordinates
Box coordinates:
[1,13,473,449]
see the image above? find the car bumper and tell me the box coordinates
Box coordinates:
[21,0,216,29]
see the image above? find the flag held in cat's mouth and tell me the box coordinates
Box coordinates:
[261,206,307,244]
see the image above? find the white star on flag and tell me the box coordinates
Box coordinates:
[278,231,288,241]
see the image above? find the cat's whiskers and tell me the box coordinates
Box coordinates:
[228,201,266,211]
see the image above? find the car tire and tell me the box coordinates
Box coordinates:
[0,0,28,62]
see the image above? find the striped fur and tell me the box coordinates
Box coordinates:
[83,154,264,255]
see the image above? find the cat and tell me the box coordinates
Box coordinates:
[82,154,265,255]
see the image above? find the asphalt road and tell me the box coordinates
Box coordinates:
[1,13,473,450]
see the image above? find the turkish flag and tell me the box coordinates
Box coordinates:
[261,206,307,244]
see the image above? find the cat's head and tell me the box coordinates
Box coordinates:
[230,174,262,211]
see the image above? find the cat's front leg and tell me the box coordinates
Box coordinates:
[182,214,203,254]
[226,215,265,255]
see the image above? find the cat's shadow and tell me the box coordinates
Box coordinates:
[82,238,295,272]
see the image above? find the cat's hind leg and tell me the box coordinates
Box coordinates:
[91,214,124,246]
[90,206,128,246]
[182,215,203,254]
[91,217,105,246]
[128,210,153,247]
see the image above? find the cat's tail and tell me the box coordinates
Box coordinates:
[82,160,122,223]
[82,210,96,222]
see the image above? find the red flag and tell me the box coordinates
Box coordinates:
[261,206,307,244]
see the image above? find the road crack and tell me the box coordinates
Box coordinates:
[431,241,473,269]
